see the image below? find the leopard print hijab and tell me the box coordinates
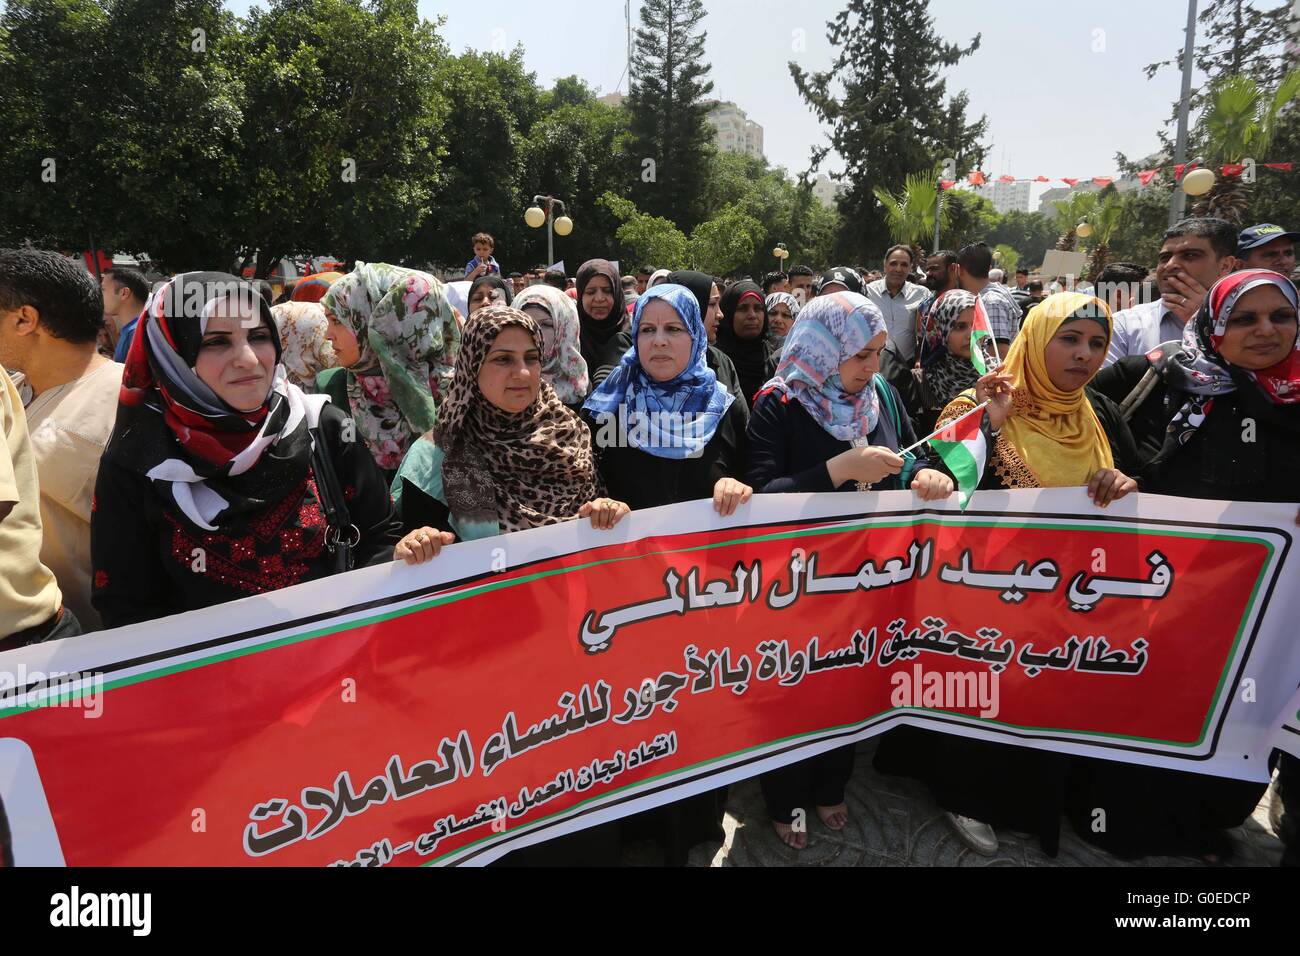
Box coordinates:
[437,306,602,532]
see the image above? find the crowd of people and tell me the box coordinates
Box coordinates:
[0,214,1296,866]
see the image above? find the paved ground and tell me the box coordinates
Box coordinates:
[635,740,1286,867]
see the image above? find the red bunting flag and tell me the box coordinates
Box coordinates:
[1092,177,1113,187]
[998,175,1016,183]
[1061,178,1079,186]
[1138,170,1159,186]
[1263,162,1293,172]
[1034,176,1050,182]
[1174,162,1199,180]
[1222,164,1246,177]
[940,180,957,191]
[968,170,986,185]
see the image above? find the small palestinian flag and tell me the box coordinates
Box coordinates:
[969,294,999,375]
[928,404,989,510]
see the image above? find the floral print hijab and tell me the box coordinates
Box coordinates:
[321,262,460,470]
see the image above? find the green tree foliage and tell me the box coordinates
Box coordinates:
[413,49,537,269]
[0,0,840,278]
[992,244,1018,276]
[1247,104,1300,230]
[1105,187,1173,269]
[0,0,243,267]
[625,0,715,232]
[1189,70,1300,225]
[518,90,636,269]
[697,152,840,275]
[599,192,690,270]
[941,191,999,251]
[790,0,987,260]
[1146,0,1297,130]
[985,210,1059,269]
[689,204,764,276]
[235,0,448,275]
[1081,186,1124,278]
[873,169,948,248]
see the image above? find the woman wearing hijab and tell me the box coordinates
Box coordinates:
[576,259,628,376]
[90,273,401,628]
[583,283,751,515]
[591,269,746,414]
[467,273,513,316]
[1071,269,1300,861]
[746,292,952,850]
[875,291,1140,859]
[716,281,776,406]
[930,291,1140,497]
[317,262,460,476]
[387,305,629,867]
[764,291,800,361]
[647,268,671,289]
[291,271,345,304]
[911,289,982,434]
[271,301,337,392]
[1093,269,1300,476]
[510,284,589,408]
[581,283,752,865]
[389,306,628,551]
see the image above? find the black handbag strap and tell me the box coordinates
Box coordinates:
[309,427,359,569]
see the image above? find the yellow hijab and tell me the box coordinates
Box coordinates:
[999,292,1114,487]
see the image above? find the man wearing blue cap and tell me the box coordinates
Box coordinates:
[1238,223,1297,276]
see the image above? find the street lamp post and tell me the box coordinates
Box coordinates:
[772,242,789,271]
[524,195,573,267]
[1169,0,1199,226]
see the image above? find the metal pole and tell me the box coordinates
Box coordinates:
[546,198,555,267]
[1170,0,1198,226]
[933,180,943,254]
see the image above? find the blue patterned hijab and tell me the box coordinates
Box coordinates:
[583,284,735,459]
[759,292,888,441]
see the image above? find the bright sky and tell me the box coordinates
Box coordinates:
[226,0,1224,195]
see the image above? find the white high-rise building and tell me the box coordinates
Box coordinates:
[704,101,764,159]
[812,173,845,208]
[978,179,1032,214]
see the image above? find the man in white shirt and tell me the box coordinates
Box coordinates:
[1104,218,1238,367]
[865,245,928,363]
[0,249,123,632]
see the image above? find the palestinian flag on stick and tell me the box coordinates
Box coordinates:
[927,403,990,510]
[969,294,999,375]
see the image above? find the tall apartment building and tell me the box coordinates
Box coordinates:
[704,100,765,159]
[978,179,1033,214]
[812,173,845,208]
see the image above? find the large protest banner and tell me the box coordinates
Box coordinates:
[1,489,1296,867]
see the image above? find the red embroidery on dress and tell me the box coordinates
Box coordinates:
[94,570,108,589]
[165,477,327,594]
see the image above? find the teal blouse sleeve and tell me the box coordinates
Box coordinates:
[390,439,500,543]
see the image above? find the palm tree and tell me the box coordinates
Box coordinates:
[873,168,949,252]
[1083,190,1123,280]
[1193,70,1300,225]
[1050,191,1097,251]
